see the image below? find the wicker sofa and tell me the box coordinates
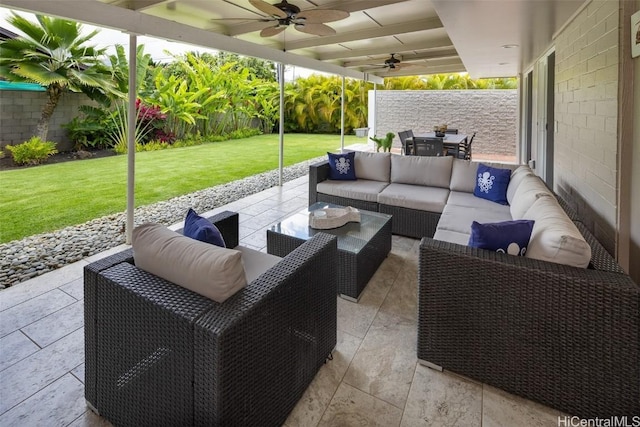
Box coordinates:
[309,152,639,417]
[84,211,338,426]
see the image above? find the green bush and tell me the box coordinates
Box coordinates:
[6,137,58,165]
[62,106,115,150]
[228,128,262,139]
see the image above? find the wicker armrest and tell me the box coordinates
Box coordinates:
[194,232,338,425]
[418,237,639,418]
[205,210,239,249]
[309,160,330,205]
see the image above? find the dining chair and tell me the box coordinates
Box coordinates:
[448,132,475,159]
[413,137,444,156]
[398,130,414,155]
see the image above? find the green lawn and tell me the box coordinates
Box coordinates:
[1,134,362,243]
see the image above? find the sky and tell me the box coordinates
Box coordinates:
[0,6,316,80]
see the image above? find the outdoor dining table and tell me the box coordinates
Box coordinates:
[406,132,468,156]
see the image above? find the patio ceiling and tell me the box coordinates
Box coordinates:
[3,0,585,80]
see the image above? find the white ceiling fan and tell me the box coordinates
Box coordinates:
[214,0,350,37]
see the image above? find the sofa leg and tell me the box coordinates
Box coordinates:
[418,359,443,372]
[86,400,100,416]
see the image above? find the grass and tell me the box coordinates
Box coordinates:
[0,133,362,243]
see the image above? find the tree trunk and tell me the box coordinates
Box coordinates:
[35,84,63,141]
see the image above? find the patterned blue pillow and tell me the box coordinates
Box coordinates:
[184,208,226,248]
[327,151,357,180]
[468,220,535,256]
[473,164,511,205]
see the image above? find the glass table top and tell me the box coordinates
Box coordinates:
[270,202,391,254]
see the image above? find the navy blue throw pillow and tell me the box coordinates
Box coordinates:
[468,220,535,256]
[327,151,357,180]
[473,164,511,205]
[184,208,226,248]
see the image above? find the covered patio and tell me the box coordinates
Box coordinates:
[1,0,639,424]
[0,171,567,426]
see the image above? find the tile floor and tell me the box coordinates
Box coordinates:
[0,174,565,427]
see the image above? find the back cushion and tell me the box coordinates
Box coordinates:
[449,159,478,192]
[523,196,591,268]
[450,159,521,193]
[355,151,391,182]
[506,165,534,205]
[391,155,453,188]
[510,174,554,219]
[133,223,247,303]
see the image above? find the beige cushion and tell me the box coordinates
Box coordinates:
[449,159,478,192]
[390,155,453,188]
[433,228,471,246]
[236,246,281,283]
[133,223,247,303]
[510,174,554,219]
[355,151,391,182]
[317,179,389,202]
[378,183,449,212]
[450,159,520,193]
[447,191,513,213]
[523,196,591,268]
[437,204,513,234]
[506,165,534,205]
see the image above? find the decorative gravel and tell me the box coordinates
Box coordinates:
[0,157,323,289]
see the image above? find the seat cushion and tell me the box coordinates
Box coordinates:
[317,179,389,202]
[355,151,391,182]
[447,191,513,213]
[327,151,356,180]
[133,223,247,303]
[437,203,513,235]
[523,196,591,268]
[236,246,282,283]
[390,155,453,188]
[377,183,449,212]
[433,228,471,246]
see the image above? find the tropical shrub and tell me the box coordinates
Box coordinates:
[6,137,58,165]
[109,100,163,154]
[62,106,115,150]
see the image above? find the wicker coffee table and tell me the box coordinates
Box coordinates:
[267,202,392,301]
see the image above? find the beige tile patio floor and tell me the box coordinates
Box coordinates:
[0,174,564,426]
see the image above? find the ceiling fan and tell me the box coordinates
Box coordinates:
[215,0,350,37]
[366,54,413,72]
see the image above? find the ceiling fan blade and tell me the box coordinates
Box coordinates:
[294,23,336,36]
[249,0,287,19]
[296,9,349,24]
[260,25,287,37]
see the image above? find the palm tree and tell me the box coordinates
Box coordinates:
[0,13,119,141]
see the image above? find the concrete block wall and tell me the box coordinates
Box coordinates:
[369,90,518,157]
[0,90,95,152]
[554,0,619,254]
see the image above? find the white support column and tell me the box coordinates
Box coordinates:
[126,34,137,244]
[341,76,345,152]
[278,62,285,186]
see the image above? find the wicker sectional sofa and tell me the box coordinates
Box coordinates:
[84,211,339,426]
[309,152,639,417]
